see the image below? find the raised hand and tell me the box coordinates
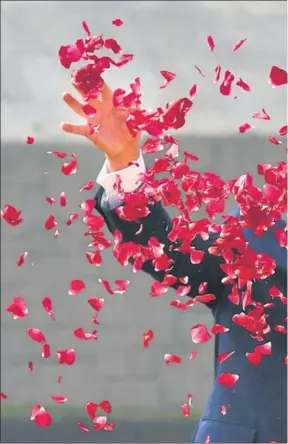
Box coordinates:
[61,73,140,172]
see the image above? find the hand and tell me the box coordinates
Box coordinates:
[61,81,140,172]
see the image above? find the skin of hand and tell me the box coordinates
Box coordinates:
[61,82,140,172]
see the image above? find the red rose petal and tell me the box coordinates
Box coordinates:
[189,84,197,98]
[142,330,154,347]
[45,215,57,230]
[31,405,52,428]
[74,328,97,340]
[239,123,253,134]
[211,324,229,334]
[189,350,198,360]
[42,343,51,359]
[236,78,251,92]
[80,180,94,192]
[268,136,281,145]
[28,361,34,372]
[51,395,67,404]
[42,297,55,321]
[1,204,23,226]
[1,392,8,400]
[181,403,190,417]
[269,65,288,87]
[216,372,239,387]
[88,297,104,312]
[56,349,75,365]
[47,151,67,159]
[233,38,247,52]
[207,35,215,52]
[254,341,272,355]
[59,191,67,207]
[77,421,90,433]
[26,328,46,344]
[190,324,212,344]
[68,279,86,296]
[277,125,288,136]
[61,159,78,175]
[16,251,28,267]
[25,136,35,145]
[82,21,91,37]
[251,108,271,120]
[217,351,235,364]
[164,353,182,365]
[112,18,123,27]
[100,400,112,414]
[220,405,227,416]
[46,196,56,205]
[246,352,262,365]
[83,104,97,118]
[86,402,98,419]
[160,70,176,90]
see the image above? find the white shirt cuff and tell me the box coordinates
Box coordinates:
[96,152,146,196]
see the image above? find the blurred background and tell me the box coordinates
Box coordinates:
[1,1,287,442]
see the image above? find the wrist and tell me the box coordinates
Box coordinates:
[107,151,140,172]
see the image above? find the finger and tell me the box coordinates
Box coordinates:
[73,81,114,109]
[62,92,86,118]
[60,122,89,137]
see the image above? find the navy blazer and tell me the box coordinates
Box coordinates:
[95,187,287,444]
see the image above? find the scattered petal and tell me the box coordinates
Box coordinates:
[6,296,28,319]
[160,70,176,90]
[16,251,28,267]
[269,65,288,87]
[216,372,239,387]
[42,343,51,359]
[233,38,247,52]
[59,192,67,207]
[51,395,68,404]
[25,136,35,145]
[80,180,94,192]
[45,215,57,230]
[77,421,90,433]
[27,328,46,344]
[112,18,123,27]
[207,35,215,52]
[31,405,52,428]
[251,108,271,120]
[1,204,23,226]
[277,125,288,136]
[246,352,262,365]
[74,328,97,340]
[238,123,253,134]
[164,353,182,365]
[268,136,281,145]
[190,324,211,344]
[61,159,78,175]
[142,330,154,347]
[68,279,86,296]
[42,297,55,321]
[217,351,235,364]
[56,349,76,365]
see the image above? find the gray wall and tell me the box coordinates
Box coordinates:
[1,1,286,442]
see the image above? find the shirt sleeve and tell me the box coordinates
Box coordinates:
[96,151,146,197]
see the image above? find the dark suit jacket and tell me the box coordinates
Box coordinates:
[95,187,287,444]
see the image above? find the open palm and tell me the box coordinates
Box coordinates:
[61,81,140,170]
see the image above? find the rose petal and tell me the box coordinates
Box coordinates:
[216,373,239,387]
[190,324,211,344]
[164,353,182,365]
[68,279,86,296]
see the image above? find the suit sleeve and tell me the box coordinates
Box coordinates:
[95,186,225,304]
